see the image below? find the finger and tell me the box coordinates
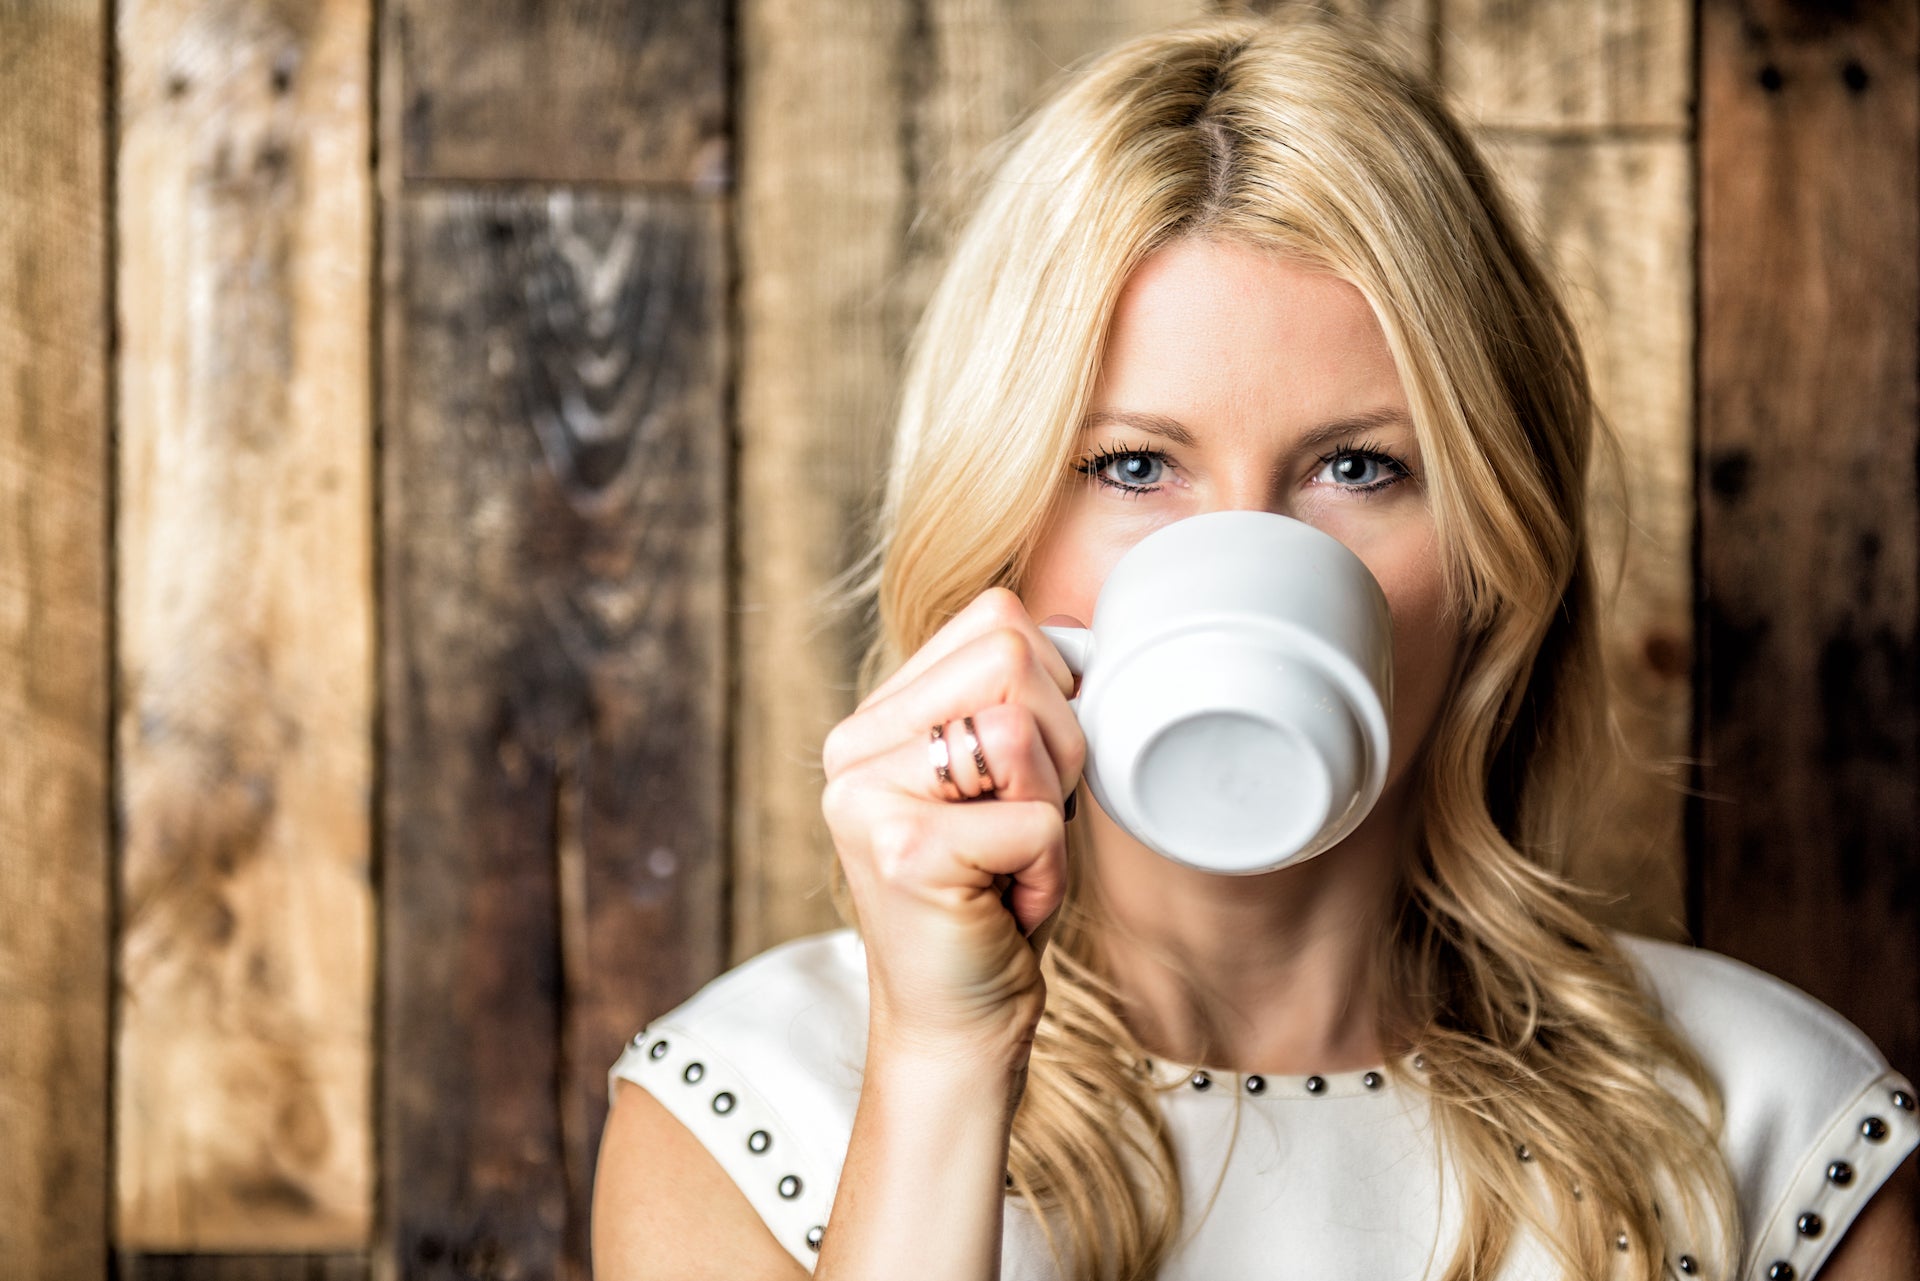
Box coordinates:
[828,629,1084,789]
[869,702,1065,809]
[853,795,1067,938]
[860,588,1076,711]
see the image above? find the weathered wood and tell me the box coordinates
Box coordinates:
[731,0,1213,964]
[382,190,729,1281]
[396,0,728,185]
[0,5,112,1278]
[1696,0,1919,1072]
[1444,0,1690,131]
[1221,0,1436,78]
[116,1253,368,1281]
[1478,135,1694,937]
[114,0,375,1250]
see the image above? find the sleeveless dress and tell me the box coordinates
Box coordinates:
[607,931,1917,1280]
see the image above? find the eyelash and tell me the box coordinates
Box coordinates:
[1072,437,1414,499]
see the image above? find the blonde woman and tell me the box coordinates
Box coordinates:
[593,11,1918,1280]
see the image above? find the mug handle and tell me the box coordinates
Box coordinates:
[1039,625,1092,688]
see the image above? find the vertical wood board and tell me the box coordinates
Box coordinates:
[1443,0,1691,131]
[382,190,729,1281]
[0,5,113,1278]
[1478,135,1694,936]
[396,0,729,185]
[113,0,376,1249]
[1696,0,1920,1070]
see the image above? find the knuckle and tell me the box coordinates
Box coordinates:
[821,720,855,779]
[978,626,1032,681]
[974,586,1028,628]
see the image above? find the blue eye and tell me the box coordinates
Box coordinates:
[1075,446,1169,494]
[1315,445,1410,495]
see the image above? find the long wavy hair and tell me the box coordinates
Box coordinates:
[836,10,1739,1279]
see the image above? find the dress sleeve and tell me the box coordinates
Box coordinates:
[1618,937,1920,1281]
[610,1022,837,1268]
[605,929,871,1272]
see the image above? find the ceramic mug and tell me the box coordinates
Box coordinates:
[1040,510,1393,875]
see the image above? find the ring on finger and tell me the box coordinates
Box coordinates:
[955,715,996,797]
[927,723,963,800]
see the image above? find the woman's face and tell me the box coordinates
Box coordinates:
[1020,236,1463,799]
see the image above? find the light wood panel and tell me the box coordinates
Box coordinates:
[114,0,375,1250]
[731,0,1210,964]
[0,4,112,1278]
[1479,136,1694,936]
[1448,0,1693,935]
[1696,0,1919,1070]
[382,190,729,1281]
[1444,0,1690,132]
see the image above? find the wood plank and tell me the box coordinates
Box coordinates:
[116,1253,367,1281]
[1696,0,1920,1071]
[1477,135,1693,938]
[114,0,375,1250]
[382,190,729,1281]
[1444,0,1690,131]
[396,0,728,185]
[0,5,112,1278]
[730,0,1215,964]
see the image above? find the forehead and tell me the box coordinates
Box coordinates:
[1092,238,1406,429]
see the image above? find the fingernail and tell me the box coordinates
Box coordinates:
[1064,791,1078,822]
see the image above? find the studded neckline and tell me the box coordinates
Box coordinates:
[1141,1051,1421,1099]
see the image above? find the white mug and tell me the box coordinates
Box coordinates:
[1040,510,1393,875]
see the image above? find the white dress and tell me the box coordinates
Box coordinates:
[607,931,1917,1280]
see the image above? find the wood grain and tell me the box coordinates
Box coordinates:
[114,0,374,1251]
[0,4,112,1278]
[382,190,728,1281]
[1479,134,1694,937]
[395,0,728,185]
[1696,0,1920,1070]
[731,0,1211,964]
[117,1253,367,1281]
[1444,0,1691,131]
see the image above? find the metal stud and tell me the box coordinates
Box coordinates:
[1677,1254,1697,1275]
[1244,1075,1266,1095]
[778,1174,803,1200]
[683,1062,705,1085]
[1796,1212,1823,1237]
[648,1039,669,1060]
[1515,1143,1532,1162]
[1190,1071,1212,1091]
[1767,1262,1795,1281]
[1615,1233,1629,1252]
[747,1129,771,1154]
[1894,1089,1915,1112]
[1827,1160,1854,1186]
[805,1225,824,1252]
[1304,1075,1326,1095]
[629,1032,646,1049]
[1362,1071,1383,1090]
[711,1091,736,1115]
[1862,1116,1889,1142]
[1412,1054,1426,1070]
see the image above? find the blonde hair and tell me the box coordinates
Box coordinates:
[841,10,1738,1279]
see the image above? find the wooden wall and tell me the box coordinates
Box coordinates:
[1,0,1913,1276]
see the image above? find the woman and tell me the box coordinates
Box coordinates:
[593,11,1917,1280]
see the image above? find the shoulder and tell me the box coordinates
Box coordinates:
[606,930,871,1268]
[1615,935,1918,1279]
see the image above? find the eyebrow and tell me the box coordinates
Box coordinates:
[1080,406,1416,452]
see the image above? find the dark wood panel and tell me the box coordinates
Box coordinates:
[382,190,728,1281]
[1696,0,1920,1073]
[116,1253,367,1281]
[0,4,112,1278]
[396,0,728,185]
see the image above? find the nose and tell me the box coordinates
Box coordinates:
[1202,469,1300,525]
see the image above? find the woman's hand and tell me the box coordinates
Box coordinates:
[821,587,1085,1067]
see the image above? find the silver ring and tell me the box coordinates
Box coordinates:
[927,724,960,799]
[956,716,995,796]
